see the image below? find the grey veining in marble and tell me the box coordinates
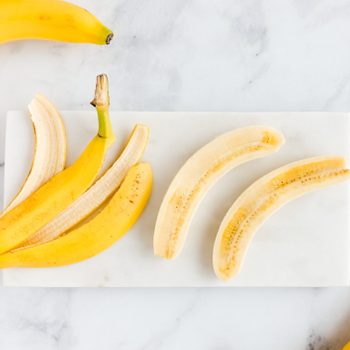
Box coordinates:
[1,0,350,348]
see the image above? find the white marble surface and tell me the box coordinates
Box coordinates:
[1,0,350,348]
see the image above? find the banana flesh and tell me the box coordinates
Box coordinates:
[0,74,115,254]
[154,126,285,259]
[213,156,350,280]
[0,0,113,45]
[17,124,149,249]
[0,163,153,268]
[3,94,67,215]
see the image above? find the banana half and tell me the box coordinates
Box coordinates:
[3,94,67,215]
[154,126,285,259]
[213,156,350,281]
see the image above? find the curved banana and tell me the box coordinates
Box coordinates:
[154,126,285,259]
[17,124,149,249]
[343,341,350,350]
[0,0,113,45]
[213,156,350,281]
[2,94,67,215]
[0,163,153,268]
[0,74,115,254]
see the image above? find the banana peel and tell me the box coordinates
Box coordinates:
[0,163,152,268]
[0,74,115,254]
[17,124,149,249]
[2,94,67,215]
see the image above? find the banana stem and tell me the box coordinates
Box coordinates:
[91,74,115,140]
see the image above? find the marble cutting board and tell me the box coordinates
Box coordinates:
[2,111,350,287]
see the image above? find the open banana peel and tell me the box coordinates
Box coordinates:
[0,74,152,268]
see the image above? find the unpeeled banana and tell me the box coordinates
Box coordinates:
[3,94,67,215]
[154,126,285,259]
[213,156,350,280]
[0,74,115,254]
[0,0,113,45]
[0,163,153,268]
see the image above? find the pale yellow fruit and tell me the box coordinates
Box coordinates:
[154,126,285,259]
[213,156,350,280]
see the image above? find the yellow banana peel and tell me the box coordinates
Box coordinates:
[0,74,115,254]
[213,156,350,280]
[2,94,67,215]
[0,163,153,268]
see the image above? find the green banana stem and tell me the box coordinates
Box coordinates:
[91,74,115,140]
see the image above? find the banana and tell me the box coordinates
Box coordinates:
[17,124,149,249]
[0,0,113,45]
[213,156,350,280]
[154,126,285,259]
[0,163,152,268]
[0,74,115,254]
[343,341,350,350]
[3,94,67,215]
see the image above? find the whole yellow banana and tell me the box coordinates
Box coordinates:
[0,0,113,45]
[0,163,153,268]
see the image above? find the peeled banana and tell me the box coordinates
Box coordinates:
[0,0,113,45]
[3,94,67,215]
[0,74,115,254]
[213,156,350,280]
[0,163,153,268]
[154,126,285,259]
[17,124,149,249]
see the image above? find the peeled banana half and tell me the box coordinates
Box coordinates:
[213,156,350,281]
[0,163,153,268]
[17,124,150,249]
[0,0,113,45]
[2,94,67,215]
[154,126,285,259]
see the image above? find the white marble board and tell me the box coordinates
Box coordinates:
[2,111,350,287]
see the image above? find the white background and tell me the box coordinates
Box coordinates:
[1,0,350,349]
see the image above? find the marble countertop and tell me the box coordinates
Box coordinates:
[1,0,350,348]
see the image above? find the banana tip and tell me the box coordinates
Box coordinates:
[106,33,114,45]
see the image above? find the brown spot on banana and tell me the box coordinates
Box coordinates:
[213,156,350,281]
[154,126,285,259]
